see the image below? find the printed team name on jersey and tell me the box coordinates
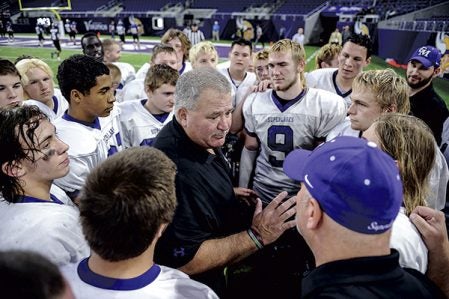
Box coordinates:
[103,127,116,143]
[267,116,294,123]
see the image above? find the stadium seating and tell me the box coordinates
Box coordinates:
[70,0,111,11]
[276,0,327,14]
[121,0,169,12]
[189,0,264,12]
[329,0,446,20]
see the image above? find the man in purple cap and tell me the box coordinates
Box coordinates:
[407,45,448,146]
[283,136,445,298]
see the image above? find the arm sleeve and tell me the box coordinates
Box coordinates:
[242,93,257,135]
[239,147,257,188]
[426,146,449,210]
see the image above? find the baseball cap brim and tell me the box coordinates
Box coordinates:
[409,56,433,69]
[283,149,312,182]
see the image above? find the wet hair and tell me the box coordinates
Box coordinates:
[56,54,109,103]
[0,105,48,203]
[80,147,177,261]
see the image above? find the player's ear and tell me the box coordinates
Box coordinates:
[433,66,441,77]
[2,160,26,178]
[365,56,371,66]
[144,85,153,97]
[176,107,188,127]
[296,59,305,73]
[70,89,83,104]
[321,61,329,69]
[157,223,168,238]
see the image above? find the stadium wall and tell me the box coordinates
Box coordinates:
[377,29,437,65]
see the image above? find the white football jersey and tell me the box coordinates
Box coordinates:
[243,88,346,203]
[116,23,125,35]
[136,62,150,80]
[50,184,76,207]
[391,207,428,273]
[219,68,257,107]
[216,60,230,70]
[0,194,89,266]
[61,261,218,299]
[23,88,69,120]
[179,61,192,75]
[427,144,449,210]
[326,117,359,141]
[118,99,173,147]
[306,68,352,109]
[53,108,123,195]
[118,78,146,102]
[113,61,136,86]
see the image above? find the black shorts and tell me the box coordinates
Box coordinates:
[132,34,139,41]
[38,33,44,41]
[53,40,61,51]
[69,31,76,38]
[119,34,125,43]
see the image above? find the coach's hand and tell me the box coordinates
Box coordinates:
[410,206,448,252]
[250,191,296,246]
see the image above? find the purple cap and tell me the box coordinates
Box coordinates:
[283,136,403,235]
[409,46,441,68]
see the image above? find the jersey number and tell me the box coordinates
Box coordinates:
[267,125,293,167]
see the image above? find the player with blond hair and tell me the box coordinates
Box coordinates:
[189,41,218,69]
[314,43,341,69]
[16,58,68,119]
[241,39,345,201]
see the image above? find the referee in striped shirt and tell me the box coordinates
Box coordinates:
[186,23,205,46]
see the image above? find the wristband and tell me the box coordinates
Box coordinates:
[247,228,264,250]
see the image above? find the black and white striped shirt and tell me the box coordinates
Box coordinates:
[186,29,205,45]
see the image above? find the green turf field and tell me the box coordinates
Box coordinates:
[1,40,448,104]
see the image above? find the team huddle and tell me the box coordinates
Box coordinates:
[0,28,448,299]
